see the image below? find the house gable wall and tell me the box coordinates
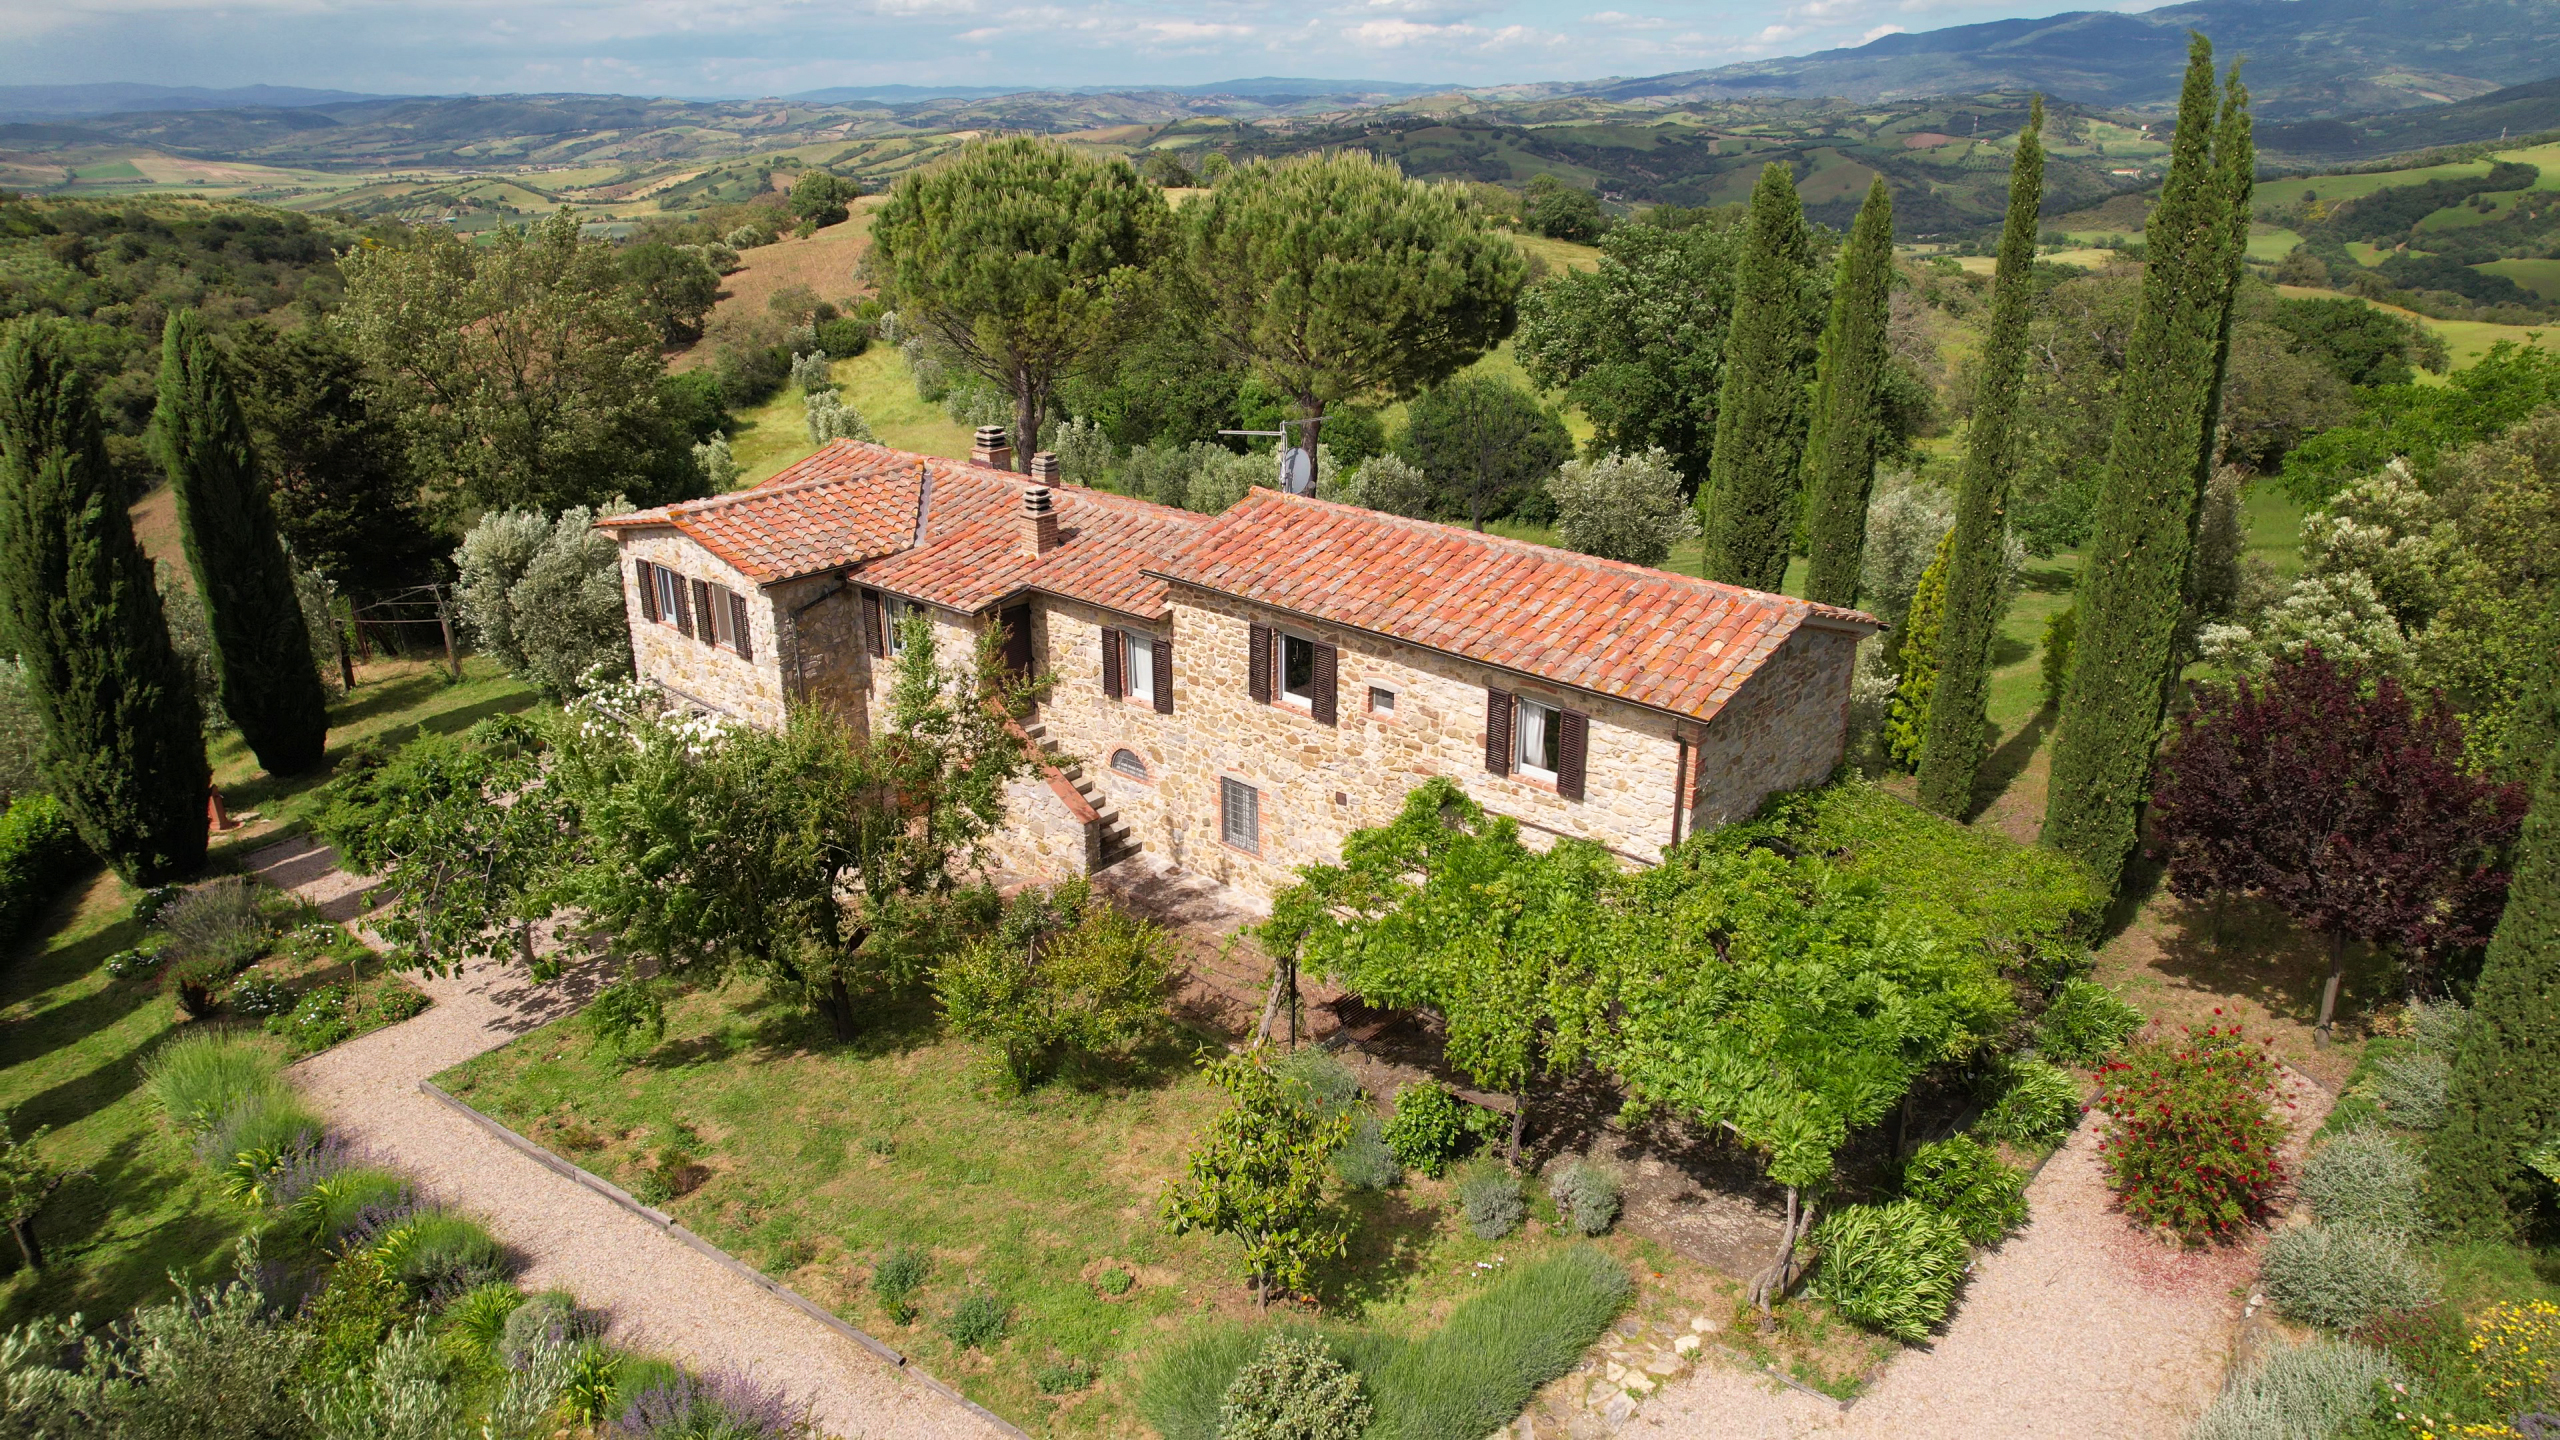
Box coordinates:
[1688,624,1859,830]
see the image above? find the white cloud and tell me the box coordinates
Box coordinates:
[1862,21,1905,39]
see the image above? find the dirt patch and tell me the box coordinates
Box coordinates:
[672,201,880,374]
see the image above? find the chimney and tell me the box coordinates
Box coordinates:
[1021,485,1061,557]
[971,425,1014,471]
[1027,451,1061,484]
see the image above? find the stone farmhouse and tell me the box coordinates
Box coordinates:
[598,434,1879,903]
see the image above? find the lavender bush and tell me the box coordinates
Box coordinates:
[614,1368,811,1439]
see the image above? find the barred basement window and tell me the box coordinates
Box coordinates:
[1110,749,1148,780]
[1220,777,1260,853]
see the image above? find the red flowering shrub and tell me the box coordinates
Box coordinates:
[2093,1024,2287,1244]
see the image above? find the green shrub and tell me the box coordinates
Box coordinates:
[872,1244,931,1323]
[1036,1358,1095,1395]
[1139,1326,1269,1440]
[300,1245,410,1385]
[609,1354,686,1420]
[1545,1160,1623,1237]
[585,974,668,1060]
[2300,1129,2430,1238]
[159,876,273,970]
[1276,1050,1362,1116]
[2039,605,2076,712]
[940,1292,1009,1350]
[199,1090,323,1205]
[376,1210,510,1302]
[363,982,431,1027]
[131,882,185,929]
[165,953,229,1020]
[287,1164,412,1244]
[1366,1246,1632,1440]
[228,975,297,1019]
[1384,1081,1471,1179]
[499,1289,599,1367]
[2093,1026,2287,1243]
[1220,1333,1371,1440]
[1899,1136,2028,1246]
[1454,1160,1524,1241]
[2034,980,2144,1065]
[2405,998,2469,1057]
[271,983,353,1051]
[2371,1050,2450,1130]
[436,1281,524,1363]
[2262,1225,2439,1331]
[0,794,84,945]
[1976,1055,2081,1146]
[2190,1338,2400,1440]
[1810,1201,1970,1342]
[1098,1267,1134,1297]
[144,1032,285,1135]
[1332,1112,1403,1192]
[103,943,167,980]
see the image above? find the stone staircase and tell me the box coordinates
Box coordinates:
[1021,720,1139,872]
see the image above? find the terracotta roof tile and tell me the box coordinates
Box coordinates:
[1149,489,1877,724]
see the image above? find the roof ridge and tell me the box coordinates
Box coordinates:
[1231,489,1838,613]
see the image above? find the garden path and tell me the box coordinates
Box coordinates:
[1619,1066,2330,1440]
[251,837,1000,1440]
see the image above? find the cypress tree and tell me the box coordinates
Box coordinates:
[2042,43,2253,890]
[153,310,328,775]
[1701,163,1817,593]
[1917,98,2047,816]
[1885,530,1955,770]
[1801,176,1895,609]
[0,319,208,884]
[2430,605,2560,1238]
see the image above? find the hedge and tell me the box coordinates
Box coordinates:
[0,793,86,947]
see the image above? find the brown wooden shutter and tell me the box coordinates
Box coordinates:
[1485,688,1512,775]
[1557,708,1589,801]
[1153,636,1174,715]
[670,574,694,638]
[691,580,714,645]
[1311,641,1337,726]
[729,592,753,660]
[1247,622,1272,704]
[1101,626,1124,698]
[635,561,659,623]
[863,589,884,658]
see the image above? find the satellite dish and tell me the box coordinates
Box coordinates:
[1278,446,1316,496]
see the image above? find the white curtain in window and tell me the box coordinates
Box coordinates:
[1516,701,1551,774]
[1126,633,1154,703]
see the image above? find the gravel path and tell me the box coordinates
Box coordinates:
[253,838,1000,1440]
[1630,1068,2331,1440]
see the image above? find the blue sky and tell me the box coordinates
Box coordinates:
[2,0,2151,98]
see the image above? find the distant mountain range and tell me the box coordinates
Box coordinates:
[782,78,1454,105]
[1569,0,2560,118]
[0,83,386,121]
[2259,74,2560,158]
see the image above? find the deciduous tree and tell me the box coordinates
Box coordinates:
[1182,151,1525,495]
[1702,164,1820,591]
[619,242,724,345]
[152,309,328,776]
[337,209,696,523]
[2149,651,2526,1043]
[872,138,1168,471]
[789,170,855,228]
[1801,176,1895,609]
[1917,100,2043,816]
[0,319,206,884]
[226,322,435,597]
[1160,1052,1354,1305]
[2045,45,2254,890]
[936,879,1175,1090]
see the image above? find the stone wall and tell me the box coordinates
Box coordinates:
[1146,584,1692,901]
[980,771,1101,883]
[1687,623,1860,830]
[857,592,983,726]
[1024,595,1178,862]
[618,528,792,726]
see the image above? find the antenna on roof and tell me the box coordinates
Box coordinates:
[1216,417,1317,496]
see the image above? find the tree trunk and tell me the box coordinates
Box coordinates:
[1507,1090,1528,1169]
[1252,964,1287,1049]
[816,973,859,1043]
[1750,1187,1816,1323]
[1013,371,1041,473]
[2315,929,2347,1047]
[517,918,536,971]
[1284,954,1298,1051]
[11,1217,40,1272]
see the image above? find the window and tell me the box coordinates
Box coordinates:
[1221,777,1260,852]
[1110,748,1148,780]
[1515,698,1562,778]
[1125,631,1155,706]
[708,585,738,650]
[653,566,686,629]
[1368,685,1397,716]
[1280,634,1317,706]
[883,597,912,655]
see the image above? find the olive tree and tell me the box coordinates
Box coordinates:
[1182,152,1526,493]
[871,138,1168,471]
[1549,448,1699,567]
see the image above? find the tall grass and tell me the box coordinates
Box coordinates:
[2191,1338,2399,1440]
[144,1032,287,1135]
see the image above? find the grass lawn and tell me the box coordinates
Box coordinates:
[0,654,539,1327]
[437,983,1867,1433]
[727,347,980,488]
[2476,256,2560,302]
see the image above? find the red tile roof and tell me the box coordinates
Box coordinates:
[599,441,1209,620]
[1149,488,1878,724]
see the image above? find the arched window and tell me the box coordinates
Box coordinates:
[1110,748,1148,780]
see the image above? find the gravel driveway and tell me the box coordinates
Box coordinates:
[255,838,1001,1440]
